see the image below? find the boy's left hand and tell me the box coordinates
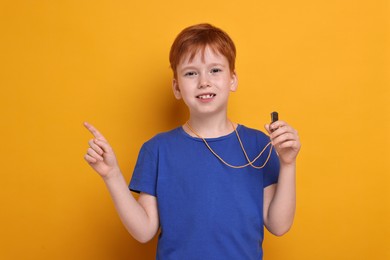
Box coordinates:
[265,121,301,165]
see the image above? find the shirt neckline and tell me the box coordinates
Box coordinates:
[179,124,243,142]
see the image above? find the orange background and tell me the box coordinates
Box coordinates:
[1,0,389,259]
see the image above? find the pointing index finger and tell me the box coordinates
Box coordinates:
[83,122,107,141]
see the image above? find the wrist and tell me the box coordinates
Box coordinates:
[102,167,122,182]
[279,161,296,171]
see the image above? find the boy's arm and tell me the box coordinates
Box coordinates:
[84,122,159,243]
[263,121,300,236]
[103,171,159,243]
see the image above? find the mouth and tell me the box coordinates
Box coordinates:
[196,93,216,99]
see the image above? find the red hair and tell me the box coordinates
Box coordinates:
[169,23,236,78]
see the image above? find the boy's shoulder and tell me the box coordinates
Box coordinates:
[142,126,182,147]
[151,126,182,140]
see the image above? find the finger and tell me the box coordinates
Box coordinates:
[84,153,97,164]
[88,139,104,155]
[277,140,300,150]
[270,125,293,140]
[87,147,104,161]
[269,120,286,131]
[270,120,290,134]
[84,122,107,141]
[272,132,296,147]
[94,139,112,154]
[264,124,271,135]
[274,129,299,146]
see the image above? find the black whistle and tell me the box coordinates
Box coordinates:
[271,111,278,123]
[270,111,278,132]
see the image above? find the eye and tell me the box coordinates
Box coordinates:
[184,71,197,77]
[210,68,222,74]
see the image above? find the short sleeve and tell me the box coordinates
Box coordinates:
[129,142,158,196]
[262,145,280,188]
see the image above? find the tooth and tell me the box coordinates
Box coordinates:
[198,94,215,99]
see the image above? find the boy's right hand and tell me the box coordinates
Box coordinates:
[84,122,120,179]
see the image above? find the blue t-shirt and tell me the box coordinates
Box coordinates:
[129,125,280,260]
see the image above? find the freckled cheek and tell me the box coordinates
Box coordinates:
[214,79,230,89]
[178,80,196,90]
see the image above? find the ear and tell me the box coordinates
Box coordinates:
[172,78,182,99]
[230,70,238,92]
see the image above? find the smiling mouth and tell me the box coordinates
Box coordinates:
[196,94,216,99]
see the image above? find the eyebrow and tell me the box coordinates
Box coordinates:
[179,63,226,71]
[208,63,226,68]
[178,66,197,74]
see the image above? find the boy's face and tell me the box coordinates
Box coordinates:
[172,46,238,117]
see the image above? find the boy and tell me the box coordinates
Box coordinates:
[84,23,300,259]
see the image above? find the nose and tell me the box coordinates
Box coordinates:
[198,73,211,89]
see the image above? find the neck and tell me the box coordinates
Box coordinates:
[184,114,235,138]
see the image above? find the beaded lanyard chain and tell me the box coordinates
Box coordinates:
[185,121,273,169]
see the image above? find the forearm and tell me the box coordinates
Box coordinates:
[266,163,296,236]
[102,169,157,242]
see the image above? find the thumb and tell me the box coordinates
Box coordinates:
[264,124,271,135]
